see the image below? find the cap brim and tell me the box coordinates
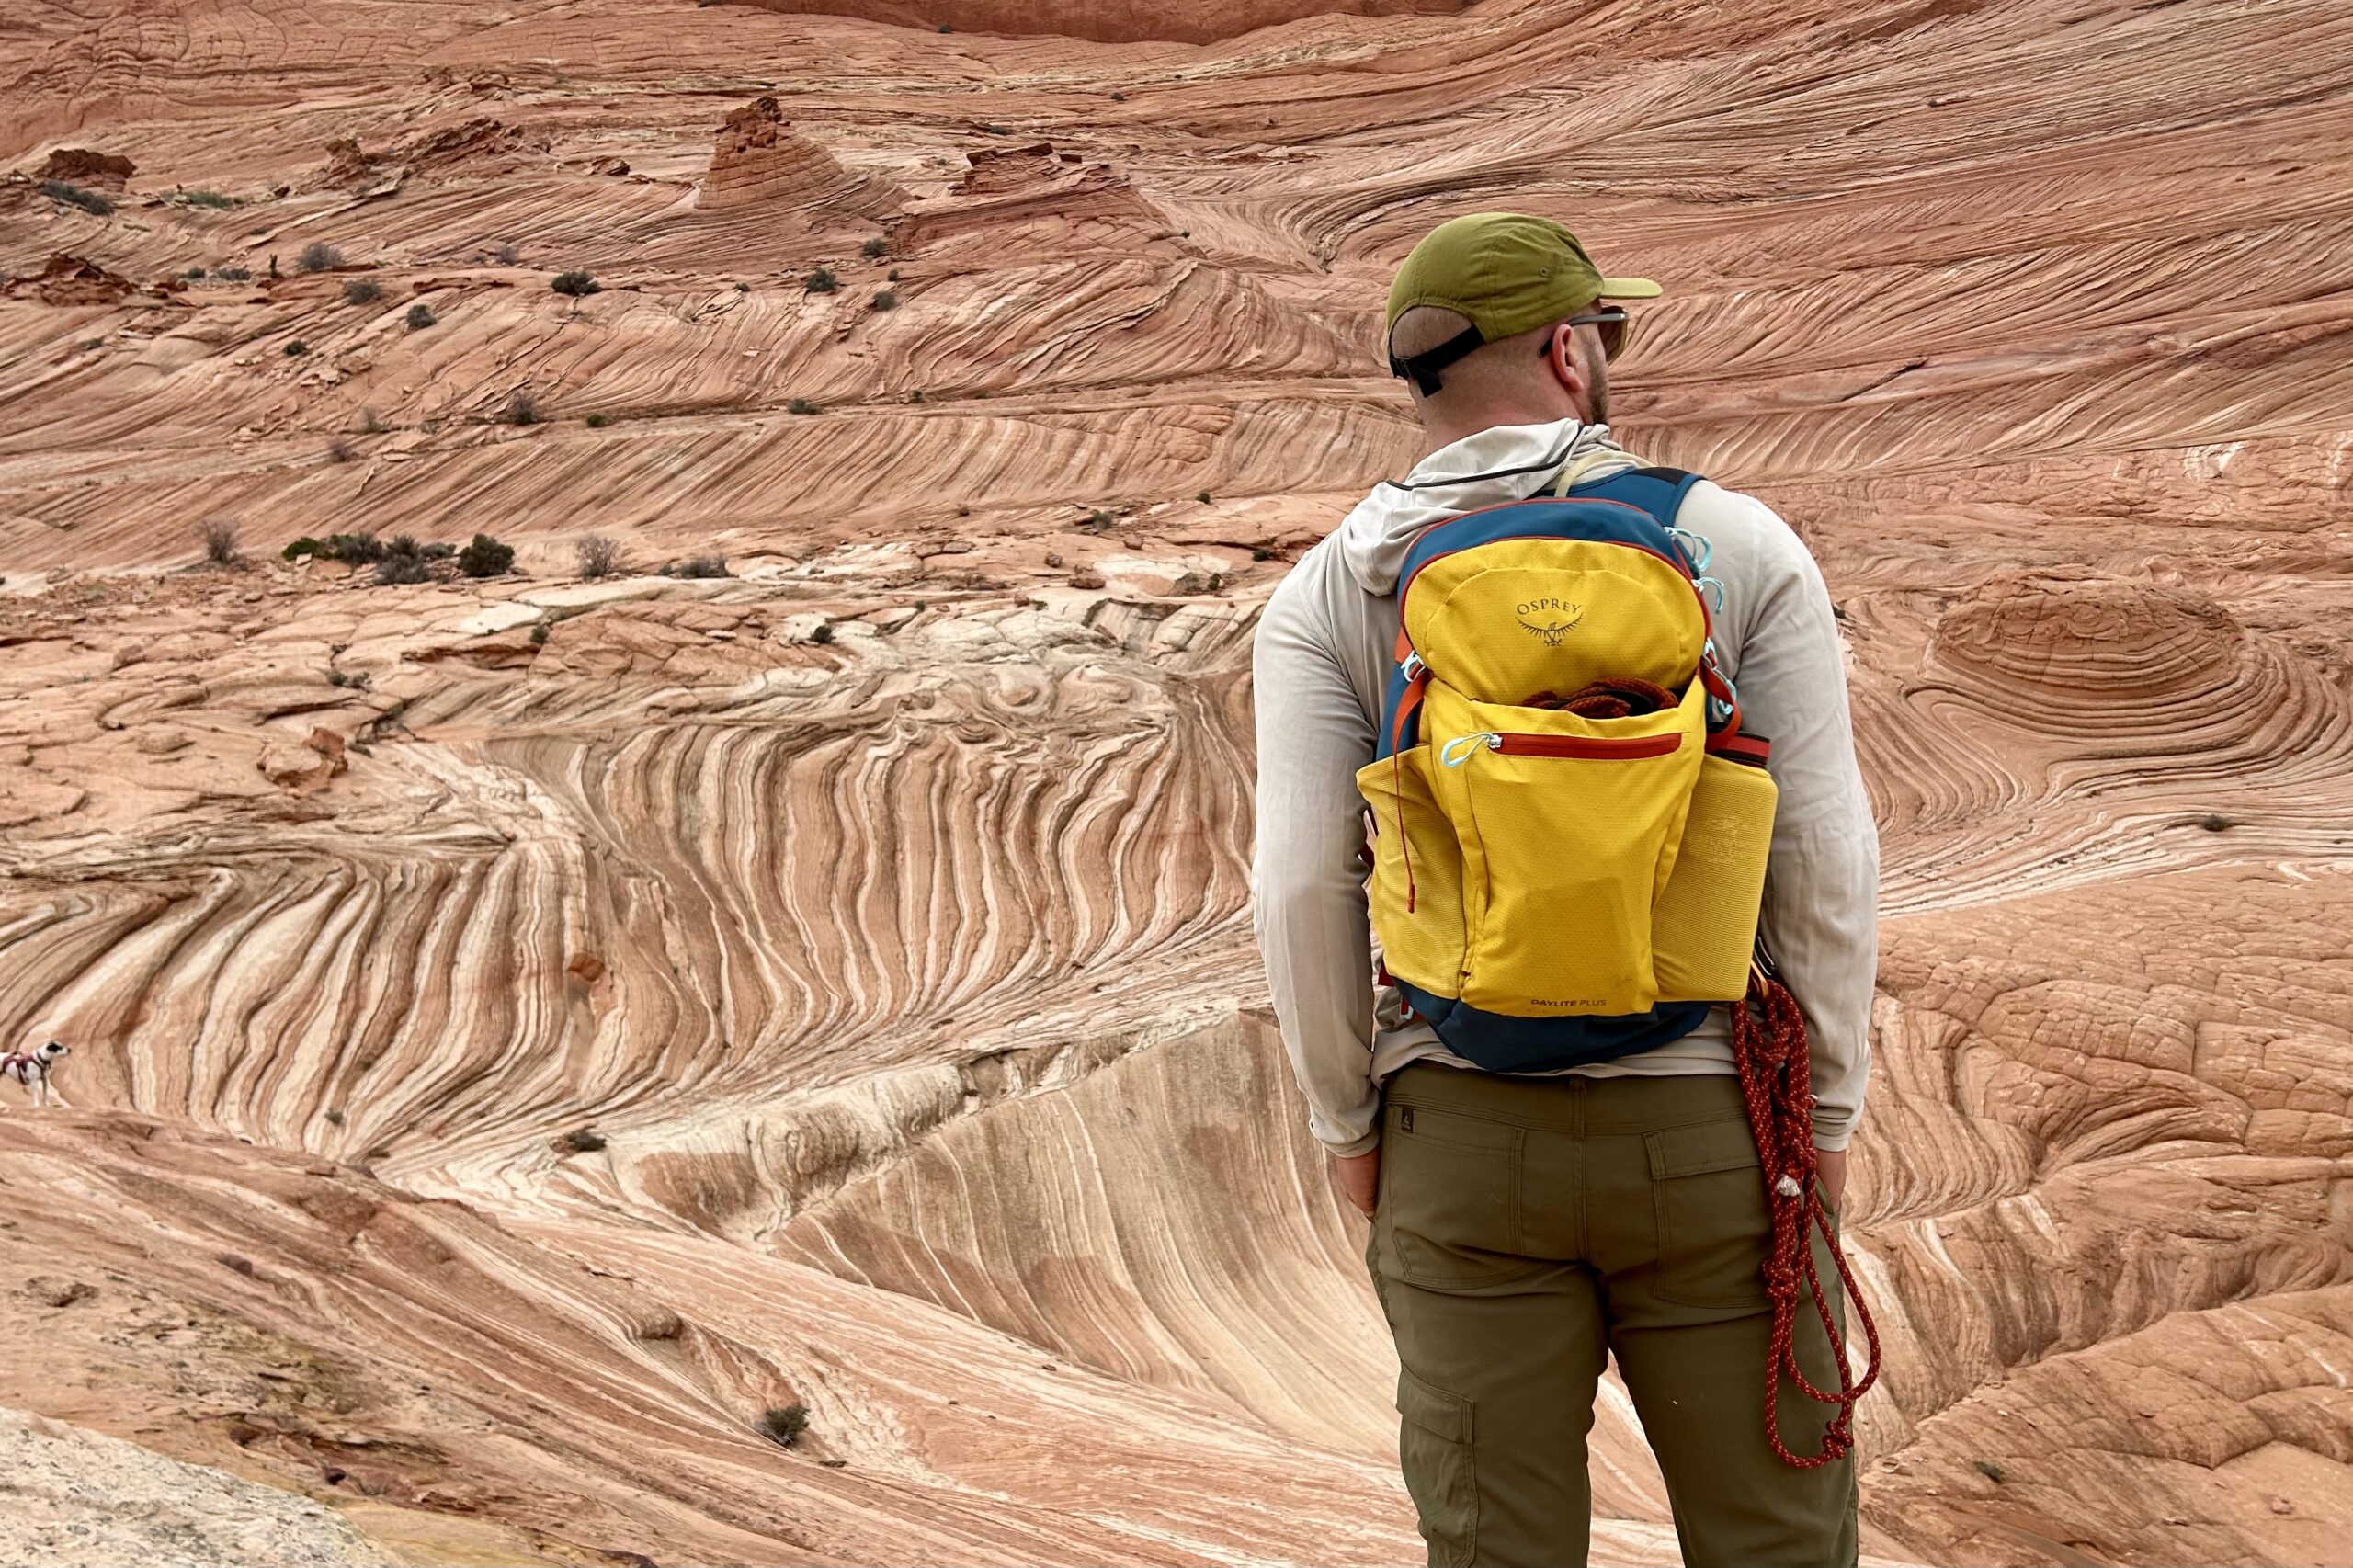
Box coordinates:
[1597,277,1663,299]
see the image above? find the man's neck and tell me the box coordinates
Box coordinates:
[1420,399,1586,458]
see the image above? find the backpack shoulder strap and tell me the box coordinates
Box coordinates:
[1570,463,1705,526]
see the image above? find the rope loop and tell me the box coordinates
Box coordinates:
[1731,970,1885,1469]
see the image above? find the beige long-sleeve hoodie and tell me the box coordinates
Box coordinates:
[1251,418,1878,1157]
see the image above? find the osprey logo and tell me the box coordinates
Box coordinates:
[1516,597,1585,646]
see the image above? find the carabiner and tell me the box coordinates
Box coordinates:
[1667,527,1712,575]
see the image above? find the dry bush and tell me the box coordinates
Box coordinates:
[757,1404,810,1448]
[575,535,623,580]
[198,518,243,566]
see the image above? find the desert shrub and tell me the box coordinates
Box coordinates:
[1252,546,1273,562]
[529,622,549,646]
[908,389,924,403]
[325,437,355,463]
[180,189,235,209]
[385,533,424,560]
[1197,490,1212,505]
[810,621,835,645]
[1973,1460,2006,1484]
[551,269,600,297]
[860,235,888,258]
[1086,509,1115,528]
[40,180,113,216]
[282,537,325,562]
[320,532,388,565]
[493,242,521,265]
[504,390,540,426]
[323,1107,345,1124]
[733,280,751,292]
[757,1404,810,1447]
[198,518,243,566]
[421,541,455,561]
[668,554,730,579]
[983,124,1010,136]
[1110,91,1127,102]
[457,533,514,577]
[216,266,251,281]
[2200,812,2234,832]
[870,289,897,312]
[556,1126,607,1154]
[585,413,608,427]
[404,302,436,331]
[803,267,837,294]
[297,240,343,272]
[359,406,388,434]
[786,397,819,415]
[343,278,384,305]
[374,554,430,585]
[284,339,309,357]
[575,535,622,580]
[886,267,900,281]
[184,267,208,279]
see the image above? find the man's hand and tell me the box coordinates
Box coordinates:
[1815,1147,1848,1212]
[1334,1148,1381,1216]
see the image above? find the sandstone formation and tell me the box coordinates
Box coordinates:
[1,0,2349,1564]
[34,150,136,191]
[698,97,906,225]
[0,1406,394,1568]
[722,0,1465,46]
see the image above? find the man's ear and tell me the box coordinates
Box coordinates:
[1543,324,1582,394]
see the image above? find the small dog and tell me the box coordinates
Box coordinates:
[0,1041,69,1108]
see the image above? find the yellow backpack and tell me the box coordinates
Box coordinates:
[1357,462,1778,1071]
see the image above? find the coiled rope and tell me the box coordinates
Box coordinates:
[1729,968,1883,1467]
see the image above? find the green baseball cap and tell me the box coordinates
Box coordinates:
[1385,212,1660,392]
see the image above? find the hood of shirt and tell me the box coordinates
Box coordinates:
[1336,418,1631,595]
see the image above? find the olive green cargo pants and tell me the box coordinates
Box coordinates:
[1367,1063,1858,1568]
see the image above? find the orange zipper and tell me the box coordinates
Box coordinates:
[1486,730,1675,757]
[1499,732,1680,758]
[1444,729,1683,764]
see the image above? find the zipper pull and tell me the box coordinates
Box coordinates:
[1439,732,1501,767]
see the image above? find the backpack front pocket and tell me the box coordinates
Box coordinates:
[1438,682,1706,1017]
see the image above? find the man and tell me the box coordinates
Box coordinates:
[1250,212,1878,1566]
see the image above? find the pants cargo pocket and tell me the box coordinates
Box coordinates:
[1397,1366,1476,1568]
[1647,1117,1773,1309]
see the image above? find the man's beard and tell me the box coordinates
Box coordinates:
[1585,346,1610,424]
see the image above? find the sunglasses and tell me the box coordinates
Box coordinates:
[1548,306,1631,363]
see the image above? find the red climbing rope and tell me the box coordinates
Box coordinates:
[1729,968,1883,1467]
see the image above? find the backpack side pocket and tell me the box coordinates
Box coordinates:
[1652,750,1778,1003]
[1357,744,1468,1003]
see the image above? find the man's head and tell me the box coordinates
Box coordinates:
[1384,213,1658,444]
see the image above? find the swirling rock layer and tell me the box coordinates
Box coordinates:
[3,0,2351,1563]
